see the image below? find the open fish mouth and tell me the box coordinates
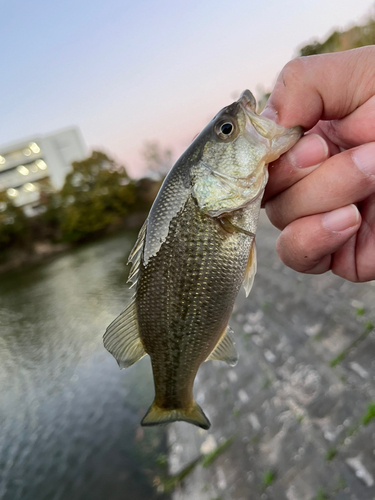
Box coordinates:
[238,90,303,154]
[238,89,257,112]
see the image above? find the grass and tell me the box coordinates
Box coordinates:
[315,488,329,500]
[313,331,325,342]
[343,423,359,440]
[202,436,235,468]
[338,402,375,446]
[158,457,201,492]
[329,321,374,367]
[315,475,346,499]
[325,447,337,461]
[250,434,260,444]
[333,475,346,493]
[356,307,365,316]
[362,402,375,425]
[155,435,235,492]
[155,453,168,466]
[262,377,271,389]
[262,470,276,487]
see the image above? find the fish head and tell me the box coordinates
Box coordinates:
[192,90,302,216]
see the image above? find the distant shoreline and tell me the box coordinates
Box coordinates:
[0,211,146,275]
[0,242,72,275]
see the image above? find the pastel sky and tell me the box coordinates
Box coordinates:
[1,0,374,177]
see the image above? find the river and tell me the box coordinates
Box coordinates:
[0,233,170,500]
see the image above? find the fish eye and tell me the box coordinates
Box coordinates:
[216,120,235,139]
[220,123,233,135]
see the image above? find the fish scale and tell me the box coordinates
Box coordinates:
[137,196,250,413]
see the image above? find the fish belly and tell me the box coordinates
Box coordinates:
[136,195,252,410]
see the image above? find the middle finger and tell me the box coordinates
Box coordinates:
[265,142,375,230]
[263,133,329,204]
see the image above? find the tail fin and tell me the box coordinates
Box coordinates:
[141,400,210,430]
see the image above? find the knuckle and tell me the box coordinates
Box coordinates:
[276,225,311,266]
[280,58,308,88]
[353,158,375,190]
[331,264,360,283]
[265,199,287,230]
[319,119,343,145]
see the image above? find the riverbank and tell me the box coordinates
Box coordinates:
[0,210,147,275]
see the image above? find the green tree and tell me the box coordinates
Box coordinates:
[0,193,28,252]
[299,19,375,57]
[58,151,137,242]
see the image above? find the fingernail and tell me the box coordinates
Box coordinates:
[288,134,329,168]
[322,205,359,232]
[352,143,375,175]
[261,105,278,122]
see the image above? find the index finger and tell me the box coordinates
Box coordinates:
[262,46,375,130]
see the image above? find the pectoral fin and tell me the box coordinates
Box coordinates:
[219,216,255,238]
[103,299,146,369]
[243,241,257,297]
[206,325,238,366]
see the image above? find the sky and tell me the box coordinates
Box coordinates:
[1,0,374,177]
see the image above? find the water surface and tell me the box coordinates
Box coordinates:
[0,234,169,500]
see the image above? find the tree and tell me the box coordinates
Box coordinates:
[58,151,137,242]
[299,19,375,57]
[0,192,28,252]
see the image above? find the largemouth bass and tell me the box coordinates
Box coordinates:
[104,90,302,429]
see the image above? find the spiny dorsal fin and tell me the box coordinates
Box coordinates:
[127,219,148,285]
[128,219,148,263]
[243,241,257,297]
[103,299,146,369]
[206,325,238,366]
[141,400,210,430]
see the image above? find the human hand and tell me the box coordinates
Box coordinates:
[262,46,375,282]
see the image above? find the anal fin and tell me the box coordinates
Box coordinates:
[103,299,146,369]
[243,241,257,297]
[205,325,238,366]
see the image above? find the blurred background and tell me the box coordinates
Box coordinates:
[1,1,375,499]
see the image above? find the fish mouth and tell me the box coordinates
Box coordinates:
[238,89,257,112]
[238,89,302,146]
[237,89,281,140]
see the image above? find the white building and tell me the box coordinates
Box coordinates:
[0,127,86,216]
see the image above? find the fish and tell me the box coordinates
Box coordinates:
[104,90,302,430]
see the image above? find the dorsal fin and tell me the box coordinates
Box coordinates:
[103,299,146,369]
[104,220,149,368]
[127,219,148,285]
[243,241,257,297]
[206,325,238,366]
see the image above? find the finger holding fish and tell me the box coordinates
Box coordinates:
[275,205,361,276]
[265,145,375,230]
[263,133,330,205]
